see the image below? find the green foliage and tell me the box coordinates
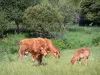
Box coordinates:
[51,26,100,50]
[79,0,100,24]
[52,39,67,50]
[0,0,42,34]
[0,34,25,61]
[0,0,42,20]
[0,42,6,61]
[0,26,100,62]
[0,47,100,75]
[22,4,65,33]
[48,0,59,5]
[0,26,100,56]
[52,32,92,50]
[58,0,80,25]
[0,11,9,36]
[92,34,100,46]
[59,3,75,24]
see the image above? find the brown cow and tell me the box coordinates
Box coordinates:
[32,38,60,64]
[18,38,48,64]
[18,38,60,65]
[71,48,90,65]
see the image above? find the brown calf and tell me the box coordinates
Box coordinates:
[71,48,90,65]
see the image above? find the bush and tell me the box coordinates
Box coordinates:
[52,39,67,50]
[22,4,65,34]
[92,34,100,46]
[79,0,100,25]
[59,2,78,24]
[51,29,92,50]
[0,11,9,38]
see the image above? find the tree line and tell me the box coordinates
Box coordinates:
[0,0,100,38]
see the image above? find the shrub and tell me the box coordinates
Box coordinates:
[52,39,67,50]
[0,11,9,38]
[92,34,100,46]
[22,4,65,34]
[79,0,100,25]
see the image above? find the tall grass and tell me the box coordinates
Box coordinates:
[0,26,100,75]
[0,34,25,61]
[0,26,100,61]
[0,47,100,75]
[52,26,100,50]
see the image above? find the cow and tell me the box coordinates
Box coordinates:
[18,38,48,64]
[18,38,60,65]
[71,48,90,65]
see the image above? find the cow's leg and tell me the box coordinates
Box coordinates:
[31,52,35,62]
[18,50,24,61]
[36,54,43,65]
[85,56,88,65]
[32,55,35,62]
[78,57,81,63]
[18,44,28,61]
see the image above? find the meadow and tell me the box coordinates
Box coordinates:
[0,26,100,75]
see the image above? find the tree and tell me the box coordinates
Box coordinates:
[59,1,79,24]
[48,0,59,5]
[79,0,100,25]
[0,11,9,38]
[0,0,42,34]
[22,4,65,35]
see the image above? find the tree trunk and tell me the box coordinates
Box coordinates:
[15,19,20,34]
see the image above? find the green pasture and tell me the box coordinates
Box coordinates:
[0,47,100,75]
[0,26,100,75]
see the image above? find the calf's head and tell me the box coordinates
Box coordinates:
[71,56,77,64]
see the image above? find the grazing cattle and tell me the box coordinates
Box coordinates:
[71,48,90,65]
[18,38,48,64]
[18,38,60,65]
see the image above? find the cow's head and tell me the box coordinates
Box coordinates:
[53,50,60,59]
[46,49,60,59]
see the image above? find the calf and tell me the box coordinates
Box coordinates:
[71,48,90,65]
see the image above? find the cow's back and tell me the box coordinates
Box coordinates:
[74,48,90,58]
[19,38,34,52]
[83,48,90,57]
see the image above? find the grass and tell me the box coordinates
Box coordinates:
[0,26,100,75]
[52,25,100,49]
[0,47,100,75]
